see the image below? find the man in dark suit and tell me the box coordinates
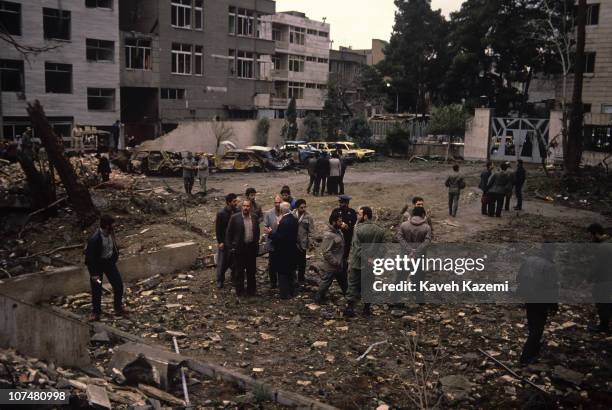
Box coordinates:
[269,202,299,299]
[226,199,260,297]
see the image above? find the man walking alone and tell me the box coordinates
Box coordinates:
[445,164,465,217]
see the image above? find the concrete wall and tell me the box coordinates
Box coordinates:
[1,0,120,126]
[0,292,90,367]
[0,242,198,304]
[139,118,305,152]
[464,108,492,160]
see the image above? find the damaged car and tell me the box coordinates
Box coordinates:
[245,146,294,171]
[128,150,183,176]
[216,149,266,172]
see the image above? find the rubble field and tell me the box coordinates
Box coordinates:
[3,158,612,408]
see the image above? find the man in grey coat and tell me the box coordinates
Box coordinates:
[314,213,345,303]
[182,151,197,195]
[444,164,466,217]
[264,196,283,288]
[487,163,512,217]
[396,207,433,303]
[293,199,315,284]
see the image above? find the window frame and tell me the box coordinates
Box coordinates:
[0,1,21,36]
[586,3,600,25]
[86,38,114,62]
[236,50,254,79]
[45,62,72,94]
[171,0,192,29]
[288,81,305,99]
[85,0,113,9]
[194,0,203,30]
[236,8,254,37]
[161,88,186,100]
[194,45,203,76]
[289,26,305,45]
[125,37,152,70]
[289,54,305,72]
[0,59,24,92]
[171,42,192,75]
[584,52,596,74]
[43,7,71,41]
[87,87,116,111]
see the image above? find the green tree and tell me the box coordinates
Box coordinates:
[348,117,373,147]
[321,81,345,140]
[283,97,298,140]
[386,126,411,158]
[382,0,450,114]
[426,104,469,139]
[255,117,270,146]
[303,113,322,141]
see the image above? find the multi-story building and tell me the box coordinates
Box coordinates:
[0,0,120,140]
[353,39,387,66]
[119,0,276,138]
[329,47,366,115]
[261,11,330,118]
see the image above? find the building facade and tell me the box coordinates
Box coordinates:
[119,0,276,139]
[329,47,367,116]
[1,0,120,140]
[261,11,330,118]
[353,39,387,66]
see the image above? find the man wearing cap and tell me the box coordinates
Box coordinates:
[332,195,358,278]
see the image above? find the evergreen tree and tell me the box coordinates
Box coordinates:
[321,81,345,140]
[303,113,322,141]
[285,97,298,140]
[348,117,373,147]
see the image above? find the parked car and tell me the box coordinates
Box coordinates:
[279,141,320,164]
[312,141,357,163]
[129,150,183,176]
[333,141,376,161]
[217,149,266,172]
[245,146,294,171]
[309,142,335,156]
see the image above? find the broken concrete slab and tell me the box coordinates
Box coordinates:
[87,384,112,409]
[0,292,90,367]
[0,241,198,304]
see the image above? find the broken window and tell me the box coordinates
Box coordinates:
[289,55,304,72]
[289,26,305,45]
[87,88,115,111]
[236,50,254,79]
[171,0,191,29]
[125,37,152,70]
[86,38,114,62]
[194,0,203,30]
[0,1,21,36]
[85,0,113,9]
[194,45,203,75]
[0,59,24,92]
[171,43,192,75]
[45,62,72,93]
[161,88,185,100]
[43,7,71,41]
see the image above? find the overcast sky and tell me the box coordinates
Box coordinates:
[276,0,464,49]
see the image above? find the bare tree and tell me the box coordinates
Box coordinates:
[529,0,574,167]
[211,119,234,155]
[0,27,62,61]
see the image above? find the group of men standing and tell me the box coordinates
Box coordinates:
[214,186,316,299]
[479,160,527,217]
[306,152,348,196]
[181,151,210,195]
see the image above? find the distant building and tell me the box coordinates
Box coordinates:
[261,11,330,118]
[353,39,387,66]
[119,0,276,139]
[329,47,367,116]
[1,0,120,140]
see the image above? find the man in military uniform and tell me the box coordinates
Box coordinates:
[344,206,386,317]
[332,195,357,278]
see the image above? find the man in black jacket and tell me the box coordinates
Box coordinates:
[314,153,330,196]
[306,153,318,194]
[270,202,299,299]
[85,214,125,321]
[479,161,493,215]
[514,159,527,210]
[226,200,261,296]
[97,154,111,182]
[215,193,238,288]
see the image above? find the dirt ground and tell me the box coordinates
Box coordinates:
[36,158,612,408]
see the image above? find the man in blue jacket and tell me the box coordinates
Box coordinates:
[85,214,125,321]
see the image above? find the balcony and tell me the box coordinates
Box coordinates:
[270,69,289,79]
[271,97,289,107]
[275,40,289,51]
